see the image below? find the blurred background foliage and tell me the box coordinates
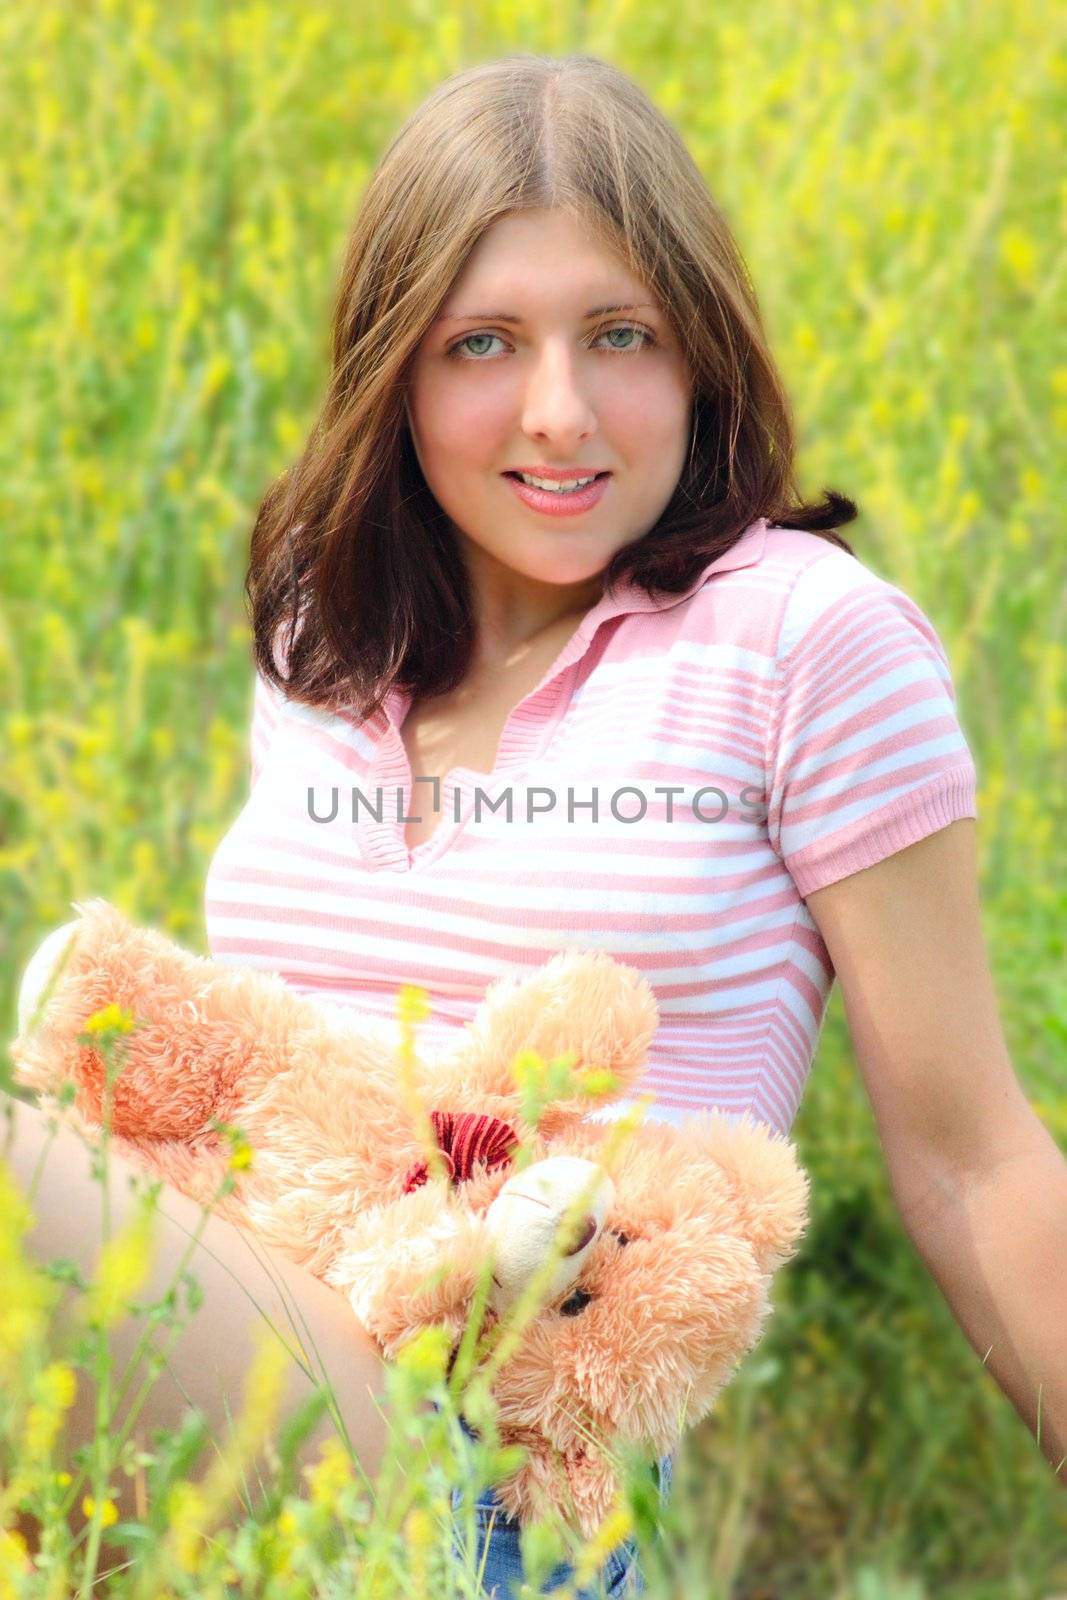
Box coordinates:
[1,0,1065,1593]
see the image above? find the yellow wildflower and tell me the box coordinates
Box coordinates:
[214,1120,255,1174]
[999,225,1037,292]
[227,1139,254,1172]
[396,983,430,1025]
[34,1360,77,1411]
[21,1402,56,1459]
[0,1162,58,1380]
[165,1480,209,1573]
[268,1508,297,1577]
[395,1323,451,1383]
[403,1504,437,1589]
[201,352,232,400]
[304,1435,354,1507]
[132,312,157,352]
[575,1067,618,1099]
[572,1503,634,1587]
[273,411,304,451]
[191,1324,291,1522]
[0,1526,32,1590]
[82,1495,119,1528]
[82,1194,157,1329]
[0,1531,29,1564]
[404,1505,436,1548]
[509,1047,547,1092]
[75,461,107,504]
[40,790,70,825]
[83,1002,135,1036]
[1018,465,1043,501]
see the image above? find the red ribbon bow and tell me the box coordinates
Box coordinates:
[402,1109,519,1193]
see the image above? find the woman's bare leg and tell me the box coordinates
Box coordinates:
[2,1091,394,1557]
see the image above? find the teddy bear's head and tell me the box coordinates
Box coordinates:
[324,1103,809,1536]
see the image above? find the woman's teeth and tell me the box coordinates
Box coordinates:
[516,472,599,493]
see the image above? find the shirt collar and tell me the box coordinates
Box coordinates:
[575,515,769,636]
[380,516,769,731]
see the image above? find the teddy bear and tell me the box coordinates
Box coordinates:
[9,898,810,1537]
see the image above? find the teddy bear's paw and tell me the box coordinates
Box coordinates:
[493,1444,620,1544]
[326,1188,492,1359]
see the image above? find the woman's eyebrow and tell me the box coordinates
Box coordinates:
[433,302,660,323]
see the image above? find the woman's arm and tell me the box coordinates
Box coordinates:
[805,818,1067,1482]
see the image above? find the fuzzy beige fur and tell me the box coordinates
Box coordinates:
[9,898,810,1536]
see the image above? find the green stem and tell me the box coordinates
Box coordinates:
[77,1039,119,1600]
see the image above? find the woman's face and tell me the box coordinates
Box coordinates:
[405,207,693,614]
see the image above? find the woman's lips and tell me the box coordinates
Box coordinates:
[502,471,611,517]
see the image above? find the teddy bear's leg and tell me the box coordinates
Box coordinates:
[9,901,255,1142]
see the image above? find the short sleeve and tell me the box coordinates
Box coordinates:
[765,553,979,899]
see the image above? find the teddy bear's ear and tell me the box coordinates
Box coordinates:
[435,952,659,1133]
[675,1109,811,1274]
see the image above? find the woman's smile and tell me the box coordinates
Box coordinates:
[502,468,612,517]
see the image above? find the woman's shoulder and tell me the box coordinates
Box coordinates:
[675,522,869,656]
[669,524,955,699]
[680,522,865,609]
[759,522,866,591]
[764,527,948,663]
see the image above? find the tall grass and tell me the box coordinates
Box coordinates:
[1,1018,662,1597]
[1,0,1065,1593]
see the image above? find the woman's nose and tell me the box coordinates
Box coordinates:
[520,341,598,442]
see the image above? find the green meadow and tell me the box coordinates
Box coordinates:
[2,0,1065,1593]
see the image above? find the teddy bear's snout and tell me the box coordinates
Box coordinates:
[483,1156,614,1317]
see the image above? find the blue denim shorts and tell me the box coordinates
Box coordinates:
[448,1414,673,1598]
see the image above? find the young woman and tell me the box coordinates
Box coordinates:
[10,48,1063,1598]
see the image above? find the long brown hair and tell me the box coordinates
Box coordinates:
[247,52,858,722]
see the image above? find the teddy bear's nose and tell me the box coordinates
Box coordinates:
[483,1156,614,1316]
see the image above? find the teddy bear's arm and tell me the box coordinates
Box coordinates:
[429,950,660,1136]
[323,1184,494,1361]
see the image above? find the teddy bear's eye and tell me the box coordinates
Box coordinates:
[558,1286,594,1317]
[613,1230,630,1247]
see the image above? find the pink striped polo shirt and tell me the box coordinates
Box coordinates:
[204,516,979,1136]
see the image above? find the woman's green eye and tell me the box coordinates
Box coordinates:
[459,333,497,357]
[600,325,647,350]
